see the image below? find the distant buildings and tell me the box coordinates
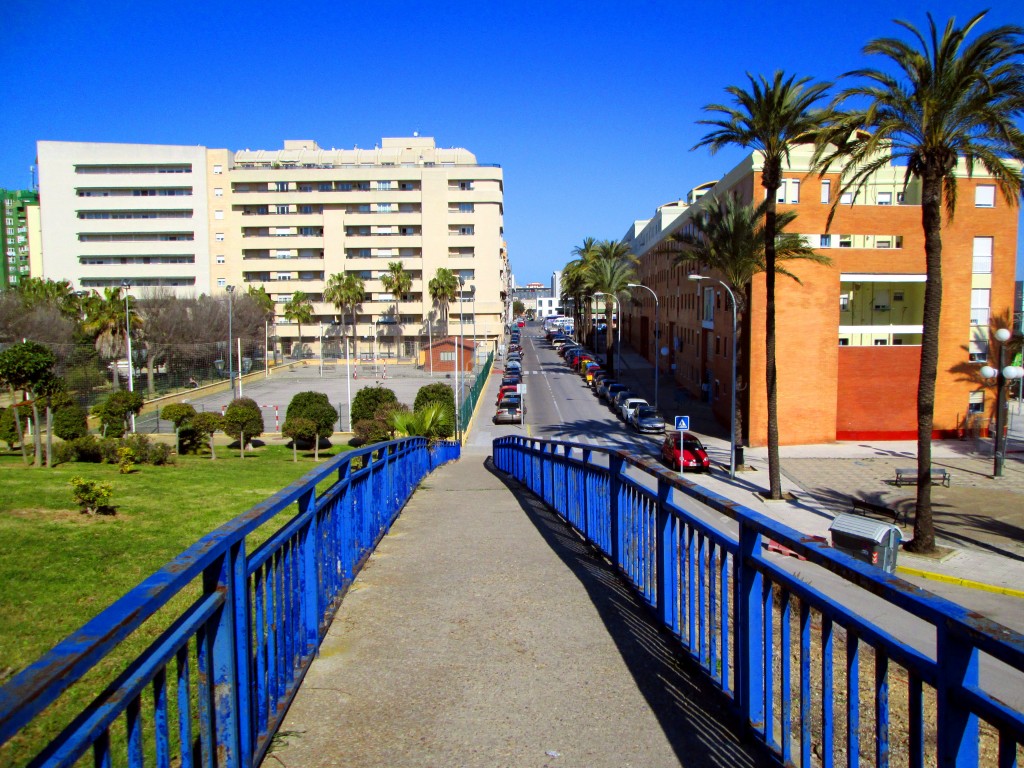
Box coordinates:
[621,143,1019,445]
[35,137,509,358]
[1,189,38,290]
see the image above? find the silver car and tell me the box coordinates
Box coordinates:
[631,406,665,433]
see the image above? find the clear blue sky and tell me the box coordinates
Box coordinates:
[2,0,1021,284]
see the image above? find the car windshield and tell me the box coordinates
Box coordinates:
[683,439,703,451]
[637,407,658,418]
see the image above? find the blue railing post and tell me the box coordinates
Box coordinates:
[936,627,980,766]
[608,454,624,567]
[298,488,320,657]
[737,521,765,735]
[202,548,244,768]
[656,476,677,631]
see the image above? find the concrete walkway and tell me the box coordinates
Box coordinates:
[269,448,772,768]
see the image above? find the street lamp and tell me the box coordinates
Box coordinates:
[980,327,1024,478]
[456,275,465,441]
[593,292,620,377]
[121,281,135,433]
[225,285,235,399]
[689,274,739,479]
[627,283,660,411]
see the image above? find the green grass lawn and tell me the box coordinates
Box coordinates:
[0,442,351,764]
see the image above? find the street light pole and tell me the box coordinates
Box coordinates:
[225,285,235,399]
[627,283,660,411]
[121,281,135,433]
[689,275,739,479]
[981,327,1024,478]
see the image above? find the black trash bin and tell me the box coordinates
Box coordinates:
[828,513,902,574]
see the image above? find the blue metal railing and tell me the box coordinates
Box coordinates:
[494,436,1024,767]
[0,437,459,767]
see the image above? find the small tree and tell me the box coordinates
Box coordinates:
[285,391,338,447]
[0,341,57,466]
[161,403,197,454]
[223,397,264,457]
[282,417,319,461]
[53,404,89,441]
[70,476,113,515]
[93,390,144,438]
[351,385,398,423]
[191,412,223,459]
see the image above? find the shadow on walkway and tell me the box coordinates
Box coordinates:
[483,456,774,768]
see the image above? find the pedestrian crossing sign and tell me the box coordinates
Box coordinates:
[674,416,690,431]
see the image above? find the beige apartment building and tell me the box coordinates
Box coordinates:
[36,137,508,360]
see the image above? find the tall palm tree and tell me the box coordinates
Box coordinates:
[81,287,134,391]
[323,272,366,360]
[428,268,460,336]
[695,71,833,499]
[588,240,638,374]
[283,291,314,358]
[673,195,831,456]
[380,261,412,361]
[565,237,600,344]
[813,12,1024,552]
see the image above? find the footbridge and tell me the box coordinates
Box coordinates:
[1,437,1022,767]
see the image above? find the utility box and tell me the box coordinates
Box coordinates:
[829,513,902,574]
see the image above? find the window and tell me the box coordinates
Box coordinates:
[440,351,455,362]
[839,294,850,311]
[459,181,474,191]
[840,191,854,205]
[214,210,224,220]
[216,233,225,242]
[276,205,289,215]
[972,237,993,273]
[876,237,892,248]
[839,235,852,248]
[819,234,831,248]
[874,339,888,345]
[216,255,225,264]
[459,203,474,213]
[299,184,312,193]
[217,278,226,287]
[968,341,989,364]
[213,165,223,174]
[971,288,991,325]
[776,179,800,203]
[276,182,289,192]
[820,180,831,204]
[975,185,995,207]
[376,181,392,191]
[877,191,892,205]
[300,205,316,214]
[376,203,393,214]
[319,183,332,191]
[968,390,985,413]
[277,273,292,281]
[458,226,474,236]
[214,187,223,197]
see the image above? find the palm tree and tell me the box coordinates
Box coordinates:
[81,287,134,390]
[246,285,275,316]
[813,12,1024,551]
[695,71,833,500]
[380,261,412,361]
[672,195,831,457]
[588,240,638,374]
[323,272,366,360]
[565,237,600,344]
[283,291,314,358]
[428,268,460,336]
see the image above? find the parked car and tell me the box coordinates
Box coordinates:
[497,384,520,403]
[583,365,602,383]
[498,393,522,409]
[620,397,649,423]
[596,378,618,400]
[602,383,629,404]
[505,361,522,373]
[631,406,665,433]
[611,389,638,412]
[591,371,609,390]
[661,431,711,472]
[493,406,523,424]
[506,353,523,364]
[500,375,522,388]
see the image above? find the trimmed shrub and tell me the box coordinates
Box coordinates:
[353,402,408,446]
[53,405,89,441]
[53,440,78,465]
[161,403,197,429]
[148,442,173,466]
[351,386,398,424]
[70,477,113,515]
[93,391,144,438]
[98,438,121,464]
[71,435,103,463]
[191,412,224,458]
[282,417,319,461]
[413,382,456,414]
[285,391,338,440]
[223,397,264,447]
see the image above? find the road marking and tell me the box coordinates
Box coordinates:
[895,566,1024,598]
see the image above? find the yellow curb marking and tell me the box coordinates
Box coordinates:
[896,566,1024,599]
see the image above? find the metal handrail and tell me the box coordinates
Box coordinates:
[493,435,1024,767]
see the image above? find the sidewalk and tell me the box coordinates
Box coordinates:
[610,340,1024,629]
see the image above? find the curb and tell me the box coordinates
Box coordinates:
[895,565,1024,598]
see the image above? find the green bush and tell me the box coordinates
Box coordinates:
[160,403,196,429]
[413,382,455,414]
[93,391,144,438]
[353,402,407,446]
[285,391,338,439]
[70,476,113,515]
[351,386,398,424]
[52,440,78,465]
[71,435,103,463]
[120,434,153,464]
[148,443,173,466]
[223,397,264,447]
[190,412,224,457]
[98,438,121,464]
[52,405,89,441]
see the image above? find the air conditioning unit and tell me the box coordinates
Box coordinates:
[874,304,891,311]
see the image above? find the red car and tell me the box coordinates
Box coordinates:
[660,431,711,472]
[496,384,520,404]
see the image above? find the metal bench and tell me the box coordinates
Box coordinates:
[851,497,907,526]
[894,467,950,487]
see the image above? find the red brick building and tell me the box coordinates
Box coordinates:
[421,337,477,373]
[622,144,1019,446]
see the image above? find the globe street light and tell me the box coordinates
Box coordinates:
[689,275,739,479]
[225,285,235,399]
[627,283,660,411]
[980,327,1024,478]
[121,281,135,433]
[593,292,620,377]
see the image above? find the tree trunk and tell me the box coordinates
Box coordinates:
[46,406,53,469]
[763,166,782,499]
[10,391,28,465]
[293,440,297,462]
[314,434,320,461]
[210,432,217,460]
[605,298,615,375]
[906,171,945,554]
[31,401,42,468]
[240,429,245,459]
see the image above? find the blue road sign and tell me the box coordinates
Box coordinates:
[674,415,690,431]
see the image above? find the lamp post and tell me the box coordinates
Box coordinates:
[593,292,620,377]
[225,285,235,399]
[981,327,1024,478]
[121,281,135,433]
[456,275,465,441]
[689,275,739,479]
[627,282,660,411]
